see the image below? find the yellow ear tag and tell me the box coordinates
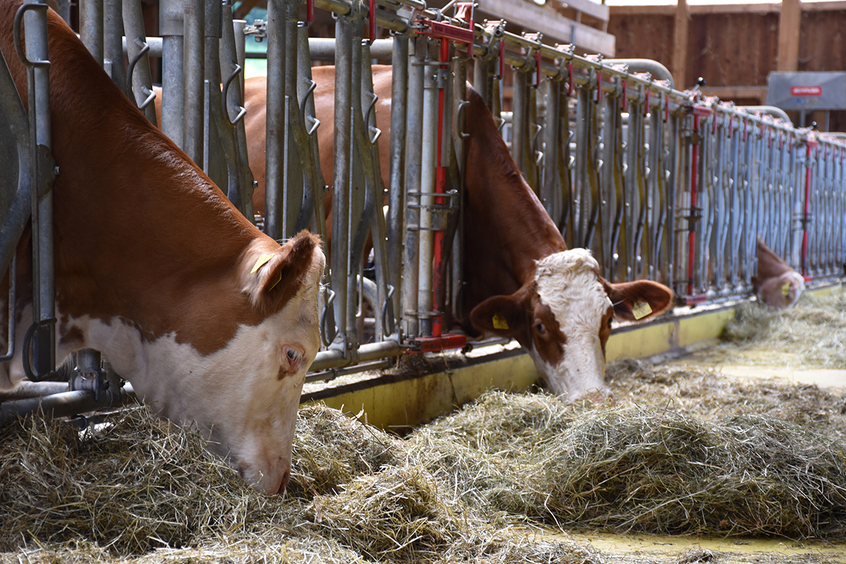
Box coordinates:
[492,313,509,330]
[268,271,283,291]
[251,253,275,274]
[632,300,653,320]
[781,282,791,296]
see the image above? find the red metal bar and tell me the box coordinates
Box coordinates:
[687,114,700,296]
[431,38,450,337]
[417,19,474,44]
[567,62,574,96]
[621,79,627,108]
[499,39,505,78]
[410,333,468,353]
[369,0,375,41]
[595,70,602,103]
[306,0,314,23]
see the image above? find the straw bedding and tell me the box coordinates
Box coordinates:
[1,288,845,562]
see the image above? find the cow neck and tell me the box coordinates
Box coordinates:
[461,88,567,301]
[32,12,268,355]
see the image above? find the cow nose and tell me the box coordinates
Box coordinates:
[276,468,291,495]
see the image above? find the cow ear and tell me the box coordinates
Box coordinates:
[469,294,527,339]
[603,279,674,322]
[250,231,322,310]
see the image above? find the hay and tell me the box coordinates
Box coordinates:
[407,391,846,538]
[699,287,846,368]
[607,358,846,440]
[0,404,602,564]
[0,407,284,555]
[289,404,401,498]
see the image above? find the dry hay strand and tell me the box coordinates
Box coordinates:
[0,406,282,556]
[407,391,846,539]
[289,404,401,499]
[308,465,459,562]
[0,402,601,564]
[607,358,846,440]
[307,464,601,564]
[705,287,846,367]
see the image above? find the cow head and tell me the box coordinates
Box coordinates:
[55,232,326,495]
[470,249,673,401]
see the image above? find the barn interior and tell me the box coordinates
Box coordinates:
[2,0,846,562]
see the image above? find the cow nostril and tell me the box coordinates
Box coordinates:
[277,468,291,495]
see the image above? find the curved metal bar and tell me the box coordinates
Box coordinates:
[221,64,247,126]
[124,39,150,93]
[14,3,50,69]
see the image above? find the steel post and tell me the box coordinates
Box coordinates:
[160,0,184,147]
[182,0,204,165]
[80,0,104,66]
[401,35,425,339]
[387,31,409,324]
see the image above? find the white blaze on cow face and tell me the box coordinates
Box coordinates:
[532,249,613,401]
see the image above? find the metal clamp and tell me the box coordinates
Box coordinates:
[221,64,247,125]
[300,77,321,137]
[14,3,50,69]
[125,39,156,110]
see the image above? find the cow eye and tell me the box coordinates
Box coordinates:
[284,347,302,362]
[535,322,546,334]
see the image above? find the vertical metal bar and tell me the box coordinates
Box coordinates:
[541,79,560,221]
[264,0,286,240]
[387,31,409,326]
[103,0,128,95]
[417,39,437,337]
[23,0,55,379]
[511,68,527,180]
[402,34,425,339]
[282,0,303,236]
[80,0,104,67]
[296,28,325,238]
[160,0,184,147]
[332,14,353,347]
[182,0,204,165]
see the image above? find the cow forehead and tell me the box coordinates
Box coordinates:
[534,250,612,333]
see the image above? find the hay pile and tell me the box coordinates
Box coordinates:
[406,391,846,538]
[698,287,846,367]
[607,358,846,440]
[0,405,601,564]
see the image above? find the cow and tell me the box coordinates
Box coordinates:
[0,0,325,494]
[242,66,675,402]
[752,237,804,308]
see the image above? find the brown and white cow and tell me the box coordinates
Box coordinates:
[752,237,804,308]
[0,1,325,494]
[243,66,674,401]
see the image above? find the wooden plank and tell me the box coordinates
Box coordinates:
[477,0,616,55]
[777,0,801,71]
[612,2,846,16]
[551,0,609,22]
[699,86,768,103]
[672,0,689,89]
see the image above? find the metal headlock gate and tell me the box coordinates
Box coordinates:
[2,0,846,423]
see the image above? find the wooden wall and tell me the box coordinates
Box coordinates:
[608,3,846,132]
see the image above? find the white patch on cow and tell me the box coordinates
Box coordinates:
[533,249,612,401]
